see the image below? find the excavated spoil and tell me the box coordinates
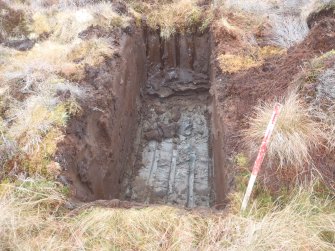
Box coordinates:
[60,28,217,208]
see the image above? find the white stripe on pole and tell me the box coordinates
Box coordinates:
[241,103,283,211]
[241,173,257,211]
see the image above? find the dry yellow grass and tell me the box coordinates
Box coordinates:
[30,3,130,42]
[220,0,314,48]
[0,9,114,173]
[68,38,115,67]
[218,46,285,73]
[1,11,117,177]
[0,38,114,84]
[9,103,67,153]
[147,0,204,39]
[301,50,335,151]
[0,0,121,177]
[218,53,259,73]
[243,91,327,169]
[0,178,334,250]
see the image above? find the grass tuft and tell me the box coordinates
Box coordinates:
[218,46,285,73]
[243,91,327,169]
[147,0,205,39]
[30,3,130,42]
[268,14,309,48]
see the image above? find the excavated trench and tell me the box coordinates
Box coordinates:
[121,30,213,207]
[60,28,228,208]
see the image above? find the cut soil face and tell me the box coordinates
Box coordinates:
[124,31,212,207]
[121,31,213,207]
[59,28,215,208]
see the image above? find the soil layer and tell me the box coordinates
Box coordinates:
[58,27,147,201]
[59,28,215,207]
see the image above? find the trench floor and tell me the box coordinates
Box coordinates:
[125,94,212,207]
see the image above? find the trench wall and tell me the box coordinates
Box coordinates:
[60,27,229,207]
[58,29,147,200]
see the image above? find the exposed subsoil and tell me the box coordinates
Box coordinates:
[58,25,147,201]
[58,24,217,207]
[124,94,212,207]
[120,30,213,208]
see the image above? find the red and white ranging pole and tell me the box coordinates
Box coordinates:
[241,103,283,211]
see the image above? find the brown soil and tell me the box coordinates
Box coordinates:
[307,4,335,29]
[57,27,147,201]
[211,16,335,197]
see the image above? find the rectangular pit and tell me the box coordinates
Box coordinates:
[120,30,214,207]
[60,28,228,208]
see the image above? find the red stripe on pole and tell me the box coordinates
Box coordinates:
[251,103,282,175]
[241,102,282,211]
